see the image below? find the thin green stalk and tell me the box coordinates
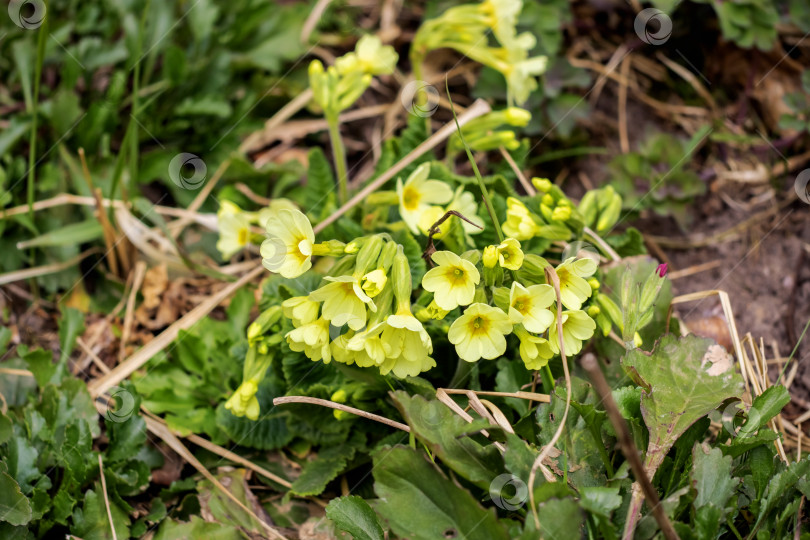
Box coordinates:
[449,357,473,388]
[327,113,349,205]
[446,83,504,242]
[410,51,431,135]
[27,9,48,217]
[540,364,555,394]
[128,0,150,198]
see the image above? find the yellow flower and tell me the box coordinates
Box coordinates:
[548,310,596,356]
[262,209,315,278]
[330,332,356,365]
[257,198,299,228]
[336,35,398,76]
[368,307,434,378]
[282,296,320,327]
[347,330,387,368]
[508,281,554,333]
[361,269,387,298]
[555,256,598,310]
[514,325,553,370]
[448,303,512,362]
[495,237,524,270]
[286,317,331,363]
[396,163,453,234]
[421,251,480,311]
[224,380,260,420]
[482,0,523,47]
[217,202,252,260]
[309,276,376,331]
[502,197,540,240]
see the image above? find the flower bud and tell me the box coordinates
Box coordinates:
[482,245,498,268]
[504,107,531,126]
[391,246,412,307]
[533,178,552,193]
[354,235,384,276]
[541,193,555,207]
[587,278,600,290]
[551,206,571,222]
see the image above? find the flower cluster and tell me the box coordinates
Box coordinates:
[502,178,577,242]
[309,35,397,119]
[423,242,597,370]
[411,0,547,105]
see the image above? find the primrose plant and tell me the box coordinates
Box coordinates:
[216,162,640,420]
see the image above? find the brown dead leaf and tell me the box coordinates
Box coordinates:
[141,264,168,309]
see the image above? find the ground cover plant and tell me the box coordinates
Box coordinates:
[1,0,810,538]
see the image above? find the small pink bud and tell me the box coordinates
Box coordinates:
[656,263,668,278]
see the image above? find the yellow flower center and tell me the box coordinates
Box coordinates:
[513,295,531,315]
[237,227,250,246]
[470,316,490,335]
[402,185,421,211]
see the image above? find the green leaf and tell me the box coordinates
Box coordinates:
[372,445,509,540]
[70,487,130,540]
[0,472,32,526]
[303,147,336,215]
[22,349,57,388]
[215,375,292,450]
[18,220,103,249]
[622,334,744,476]
[535,497,584,539]
[579,486,622,518]
[734,385,790,441]
[325,495,385,540]
[6,437,39,495]
[691,444,736,510]
[391,391,503,489]
[754,456,810,531]
[58,306,85,366]
[154,515,243,540]
[290,439,361,496]
[197,469,266,534]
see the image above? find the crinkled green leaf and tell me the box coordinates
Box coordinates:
[691,444,736,510]
[325,495,384,540]
[372,445,509,540]
[391,392,503,489]
[290,439,361,497]
[70,487,130,540]
[0,471,32,526]
[622,334,744,475]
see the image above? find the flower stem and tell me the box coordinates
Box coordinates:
[327,113,349,205]
[540,364,555,394]
[446,84,504,242]
[449,357,473,388]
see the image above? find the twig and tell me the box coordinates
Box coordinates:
[0,249,99,286]
[312,99,491,234]
[98,454,118,540]
[528,266,572,528]
[422,210,482,265]
[273,396,410,432]
[583,226,621,261]
[581,353,679,540]
[498,146,535,195]
[88,264,265,397]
